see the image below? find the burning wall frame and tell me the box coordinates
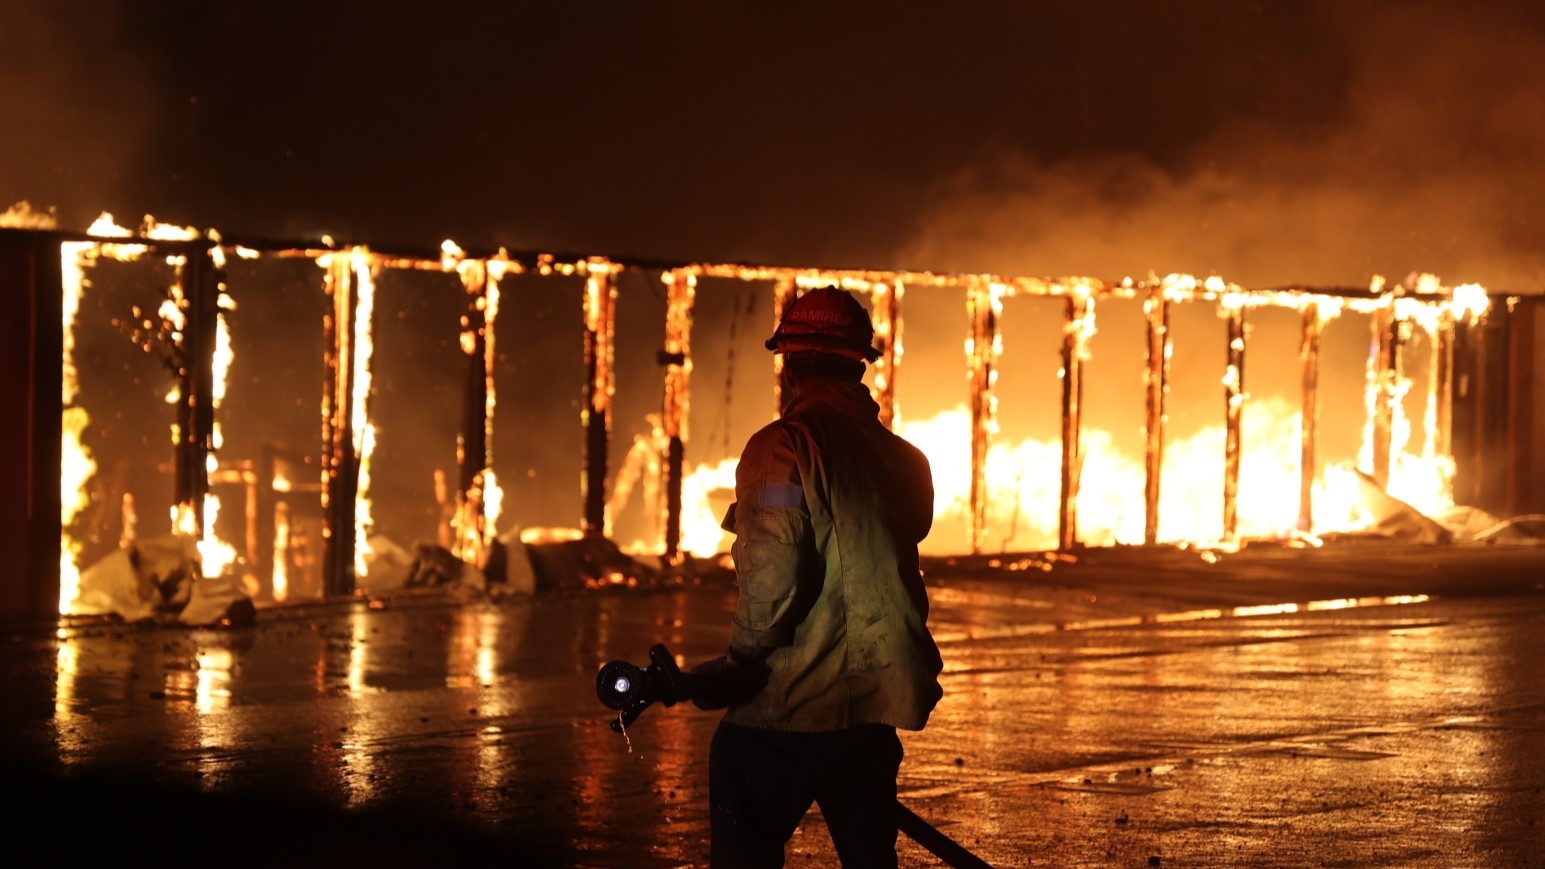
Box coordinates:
[1,224,1539,623]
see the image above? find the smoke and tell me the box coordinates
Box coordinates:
[0,4,159,227]
[901,1,1545,294]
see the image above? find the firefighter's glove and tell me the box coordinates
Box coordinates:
[660,660,698,708]
[688,647,771,710]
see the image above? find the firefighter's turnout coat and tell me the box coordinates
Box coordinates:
[709,379,943,732]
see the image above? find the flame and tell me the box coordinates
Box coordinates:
[673,398,1456,554]
[43,217,1497,596]
[212,297,235,419]
[119,493,137,549]
[141,215,200,241]
[445,246,513,563]
[483,470,504,530]
[678,458,739,557]
[482,264,503,535]
[171,497,236,579]
[272,502,291,602]
[670,278,1489,554]
[85,212,141,257]
[451,472,496,567]
[57,238,95,612]
[158,242,241,580]
[519,526,586,545]
[195,297,240,578]
[1,200,58,228]
[350,250,378,577]
[58,408,94,609]
[57,215,211,611]
[1450,283,1489,323]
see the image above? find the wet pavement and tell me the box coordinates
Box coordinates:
[4,542,1545,868]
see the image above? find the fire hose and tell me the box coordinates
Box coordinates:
[596,644,995,869]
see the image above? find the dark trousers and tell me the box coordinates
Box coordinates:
[708,720,903,868]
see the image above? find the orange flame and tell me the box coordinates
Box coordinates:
[350,250,378,577]
[671,276,1490,555]
[57,238,95,612]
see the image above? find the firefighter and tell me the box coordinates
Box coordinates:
[688,286,943,867]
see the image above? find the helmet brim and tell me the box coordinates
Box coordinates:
[765,334,881,361]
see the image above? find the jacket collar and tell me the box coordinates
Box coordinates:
[782,380,879,421]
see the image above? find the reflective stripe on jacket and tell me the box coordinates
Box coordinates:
[721,380,943,732]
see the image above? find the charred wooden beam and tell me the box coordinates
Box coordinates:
[1476,310,1513,514]
[661,269,696,562]
[454,260,495,565]
[771,277,796,413]
[1369,300,1400,488]
[1222,302,1246,544]
[256,445,279,600]
[966,281,999,554]
[1432,308,1454,463]
[581,264,618,537]
[1143,287,1170,544]
[871,280,901,429]
[1506,297,1540,516]
[1451,314,1487,509]
[1298,303,1323,534]
[458,263,490,497]
[172,250,223,532]
[320,256,358,597]
[1059,288,1093,550]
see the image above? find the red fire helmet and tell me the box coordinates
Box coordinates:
[764,286,882,361]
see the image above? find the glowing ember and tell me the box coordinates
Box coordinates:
[520,527,586,545]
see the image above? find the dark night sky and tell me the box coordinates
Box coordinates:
[6,0,1545,291]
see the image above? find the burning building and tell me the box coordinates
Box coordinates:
[2,211,1542,625]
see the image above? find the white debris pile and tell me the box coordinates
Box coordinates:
[74,534,254,626]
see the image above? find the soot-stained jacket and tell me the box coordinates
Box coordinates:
[701,378,943,733]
